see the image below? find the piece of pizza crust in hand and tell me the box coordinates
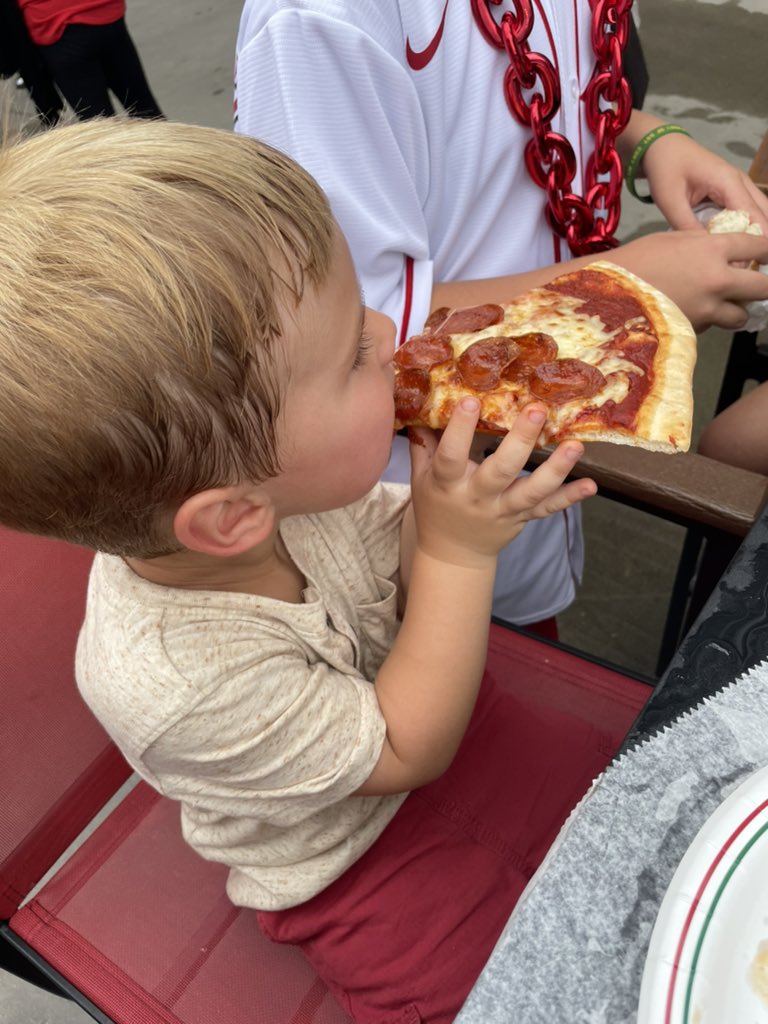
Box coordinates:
[703,207,768,330]
[704,207,763,237]
[394,262,696,453]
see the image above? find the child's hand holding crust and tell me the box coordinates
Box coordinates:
[407,398,596,570]
[701,206,768,331]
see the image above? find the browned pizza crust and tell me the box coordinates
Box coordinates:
[552,262,696,452]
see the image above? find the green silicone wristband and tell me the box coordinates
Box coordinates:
[625,124,691,204]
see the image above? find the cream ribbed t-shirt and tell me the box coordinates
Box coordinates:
[76,483,410,910]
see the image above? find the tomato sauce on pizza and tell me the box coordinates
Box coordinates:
[393,262,696,453]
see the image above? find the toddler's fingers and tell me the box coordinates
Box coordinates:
[534,440,585,481]
[432,397,481,482]
[505,473,596,524]
[474,404,547,493]
[501,441,585,510]
[524,477,597,519]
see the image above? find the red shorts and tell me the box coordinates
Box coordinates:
[258,659,617,1024]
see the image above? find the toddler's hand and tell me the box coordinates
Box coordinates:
[408,398,596,569]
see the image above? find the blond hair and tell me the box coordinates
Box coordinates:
[0,119,334,555]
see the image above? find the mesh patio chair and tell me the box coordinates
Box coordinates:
[0,526,651,1023]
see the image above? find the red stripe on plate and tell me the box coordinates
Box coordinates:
[664,796,768,1024]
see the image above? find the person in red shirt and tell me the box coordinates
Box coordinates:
[17,0,162,119]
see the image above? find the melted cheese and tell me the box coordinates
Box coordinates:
[407,282,665,439]
[449,294,640,375]
[439,295,643,433]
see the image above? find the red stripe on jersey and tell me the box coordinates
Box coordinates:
[573,0,585,195]
[532,0,559,76]
[399,256,415,347]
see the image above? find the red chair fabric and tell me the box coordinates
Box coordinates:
[0,530,130,922]
[11,785,348,1024]
[0,527,651,1024]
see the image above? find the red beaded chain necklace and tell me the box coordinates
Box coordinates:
[470,0,633,256]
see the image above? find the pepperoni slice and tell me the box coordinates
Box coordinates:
[513,332,559,364]
[394,334,453,370]
[457,338,520,391]
[528,359,606,405]
[394,367,431,421]
[502,332,559,382]
[423,306,451,333]
[440,304,504,335]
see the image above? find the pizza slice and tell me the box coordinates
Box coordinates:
[394,261,696,453]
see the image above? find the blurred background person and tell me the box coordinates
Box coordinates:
[0,0,63,126]
[16,0,163,119]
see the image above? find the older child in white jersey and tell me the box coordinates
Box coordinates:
[234,0,768,627]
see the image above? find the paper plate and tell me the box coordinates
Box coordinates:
[637,763,768,1024]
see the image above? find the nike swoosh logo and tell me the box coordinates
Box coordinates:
[405,0,451,71]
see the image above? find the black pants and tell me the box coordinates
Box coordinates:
[0,0,63,125]
[18,47,65,125]
[41,18,163,120]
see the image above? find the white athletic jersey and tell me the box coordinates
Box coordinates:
[235,0,593,624]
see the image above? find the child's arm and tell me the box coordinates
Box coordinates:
[431,229,768,336]
[356,400,595,796]
[432,111,768,334]
[617,109,768,235]
[698,379,768,474]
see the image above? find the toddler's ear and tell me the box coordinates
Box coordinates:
[174,486,275,557]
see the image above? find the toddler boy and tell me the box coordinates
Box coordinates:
[0,119,596,1022]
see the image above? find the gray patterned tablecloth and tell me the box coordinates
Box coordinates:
[458,660,768,1024]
